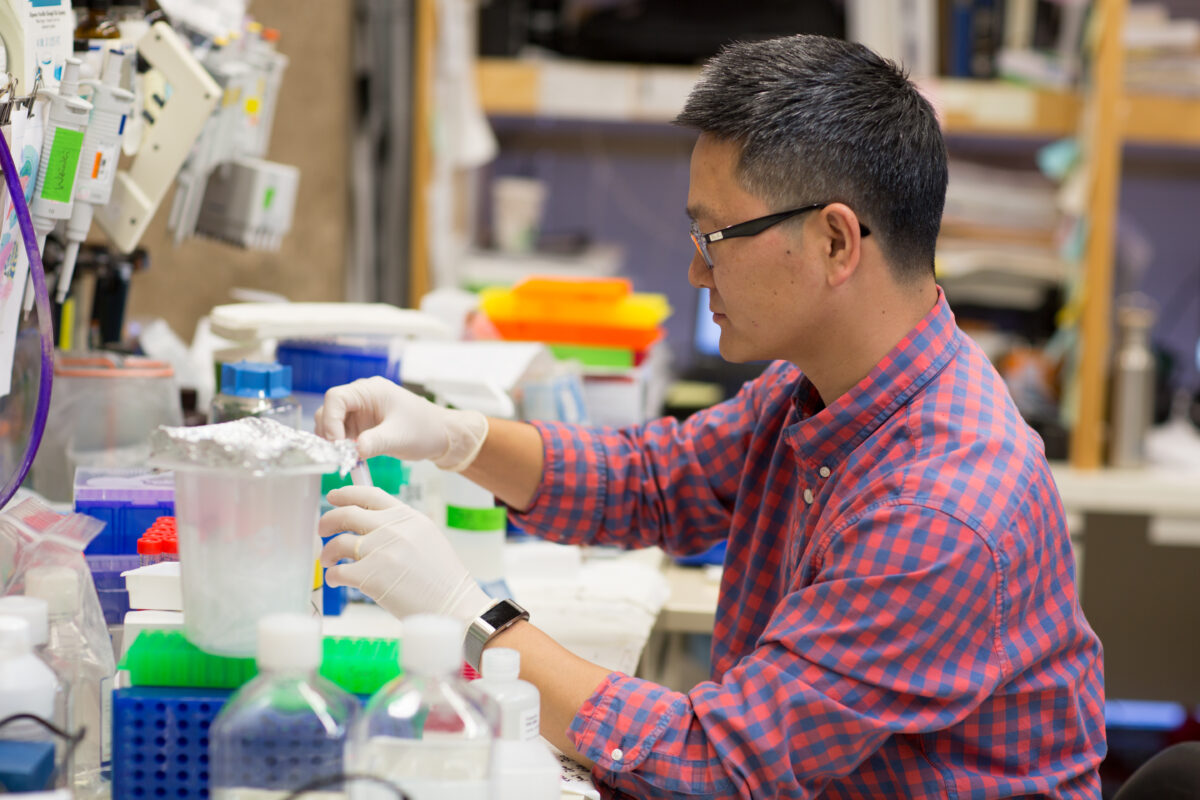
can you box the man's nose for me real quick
[687,248,711,289]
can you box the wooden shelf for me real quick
[1122,92,1200,147]
[476,57,1200,146]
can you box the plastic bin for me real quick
[479,276,671,328]
[73,468,175,555]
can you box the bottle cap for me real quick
[0,596,49,646]
[137,537,161,555]
[25,566,80,616]
[401,614,463,676]
[481,647,520,682]
[162,538,177,556]
[0,615,34,656]
[220,361,293,399]
[257,613,322,672]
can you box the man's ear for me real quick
[816,203,865,288]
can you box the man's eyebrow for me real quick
[686,204,709,222]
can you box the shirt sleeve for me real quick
[568,504,1007,800]
[510,370,775,555]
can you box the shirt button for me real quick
[611,748,624,762]
[804,489,814,504]
[819,466,831,478]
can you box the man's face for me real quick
[686,134,826,365]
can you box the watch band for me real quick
[464,598,530,670]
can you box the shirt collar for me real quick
[785,287,962,468]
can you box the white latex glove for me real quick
[315,376,489,472]
[319,485,492,625]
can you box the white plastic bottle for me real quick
[210,613,358,799]
[348,614,495,800]
[477,648,540,742]
[25,565,114,800]
[0,596,66,731]
[0,595,68,789]
[0,615,61,792]
[477,648,559,800]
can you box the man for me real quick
[317,34,1106,799]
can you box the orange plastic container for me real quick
[479,276,671,330]
[487,318,664,350]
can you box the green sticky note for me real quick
[40,127,84,203]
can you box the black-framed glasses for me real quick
[689,202,871,269]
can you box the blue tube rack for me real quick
[112,686,229,800]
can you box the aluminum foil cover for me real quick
[149,416,358,474]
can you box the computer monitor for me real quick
[684,287,769,398]
[693,288,721,358]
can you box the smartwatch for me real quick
[464,598,530,670]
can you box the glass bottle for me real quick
[75,0,122,81]
[210,361,302,428]
[210,613,358,799]
[348,614,495,800]
[75,0,120,39]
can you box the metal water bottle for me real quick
[1109,306,1156,468]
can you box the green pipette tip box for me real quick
[321,455,409,494]
[120,630,402,696]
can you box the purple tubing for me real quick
[0,124,55,509]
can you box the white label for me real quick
[77,143,120,201]
[520,707,540,742]
[100,674,113,765]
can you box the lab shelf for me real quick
[475,56,1200,146]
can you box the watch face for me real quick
[484,599,527,628]
[466,600,530,669]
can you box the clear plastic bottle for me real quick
[210,613,358,799]
[348,614,496,800]
[0,616,61,792]
[210,361,302,428]
[25,565,115,800]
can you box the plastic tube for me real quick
[350,461,373,488]
[0,122,55,509]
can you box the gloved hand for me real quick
[315,376,489,472]
[319,485,493,625]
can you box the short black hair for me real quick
[675,34,947,281]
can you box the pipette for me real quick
[23,57,92,311]
[59,52,134,303]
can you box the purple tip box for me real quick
[74,468,175,555]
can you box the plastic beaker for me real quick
[30,355,182,502]
[171,464,324,657]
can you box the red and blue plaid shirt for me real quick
[514,290,1105,799]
